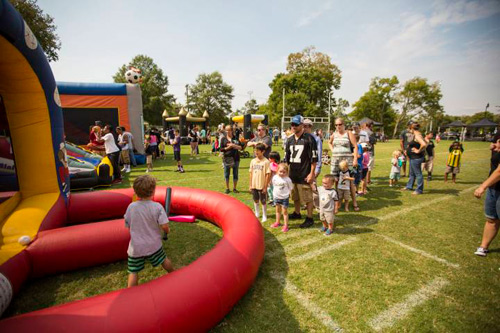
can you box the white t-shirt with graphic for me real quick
[272,175,293,200]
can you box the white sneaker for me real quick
[121,167,126,172]
[126,167,131,173]
[474,247,489,257]
[255,212,260,218]
[261,216,267,223]
[146,169,150,173]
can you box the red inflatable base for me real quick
[0,187,264,332]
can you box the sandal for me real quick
[354,206,360,212]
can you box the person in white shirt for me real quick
[117,127,131,173]
[99,125,121,183]
[123,127,136,167]
[270,163,293,233]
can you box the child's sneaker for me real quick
[271,222,281,228]
[474,247,489,257]
[261,216,267,223]
[281,226,289,233]
[319,226,327,233]
[324,229,334,236]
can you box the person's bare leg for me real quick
[128,273,138,287]
[306,202,314,218]
[294,199,301,214]
[350,183,358,209]
[452,174,456,183]
[275,205,281,225]
[161,258,174,273]
[444,173,448,182]
[345,201,350,212]
[480,219,500,249]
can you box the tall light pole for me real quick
[328,90,334,134]
[282,88,285,132]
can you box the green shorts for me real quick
[128,247,167,273]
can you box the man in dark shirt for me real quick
[423,132,435,181]
[285,115,318,228]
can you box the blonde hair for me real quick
[133,175,156,199]
[278,163,289,174]
[392,150,401,158]
[339,160,348,170]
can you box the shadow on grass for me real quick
[212,228,300,332]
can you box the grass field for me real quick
[6,140,499,332]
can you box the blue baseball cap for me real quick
[291,115,303,125]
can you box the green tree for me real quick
[266,46,342,126]
[113,55,175,125]
[392,77,443,137]
[332,98,350,121]
[12,0,61,62]
[187,72,234,126]
[351,76,399,135]
[240,99,259,114]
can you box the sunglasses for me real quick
[335,123,344,126]
[258,129,264,131]
[291,123,301,127]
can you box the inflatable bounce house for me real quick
[162,107,209,137]
[0,1,264,330]
[57,81,145,155]
[232,114,268,139]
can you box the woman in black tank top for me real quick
[403,123,427,194]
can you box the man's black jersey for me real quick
[285,132,318,184]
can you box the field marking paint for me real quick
[270,271,343,332]
[375,234,460,268]
[289,237,358,263]
[266,234,326,258]
[375,148,488,162]
[368,278,450,332]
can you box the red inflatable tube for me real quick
[168,215,196,223]
[0,187,264,332]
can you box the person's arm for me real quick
[328,134,334,151]
[412,132,427,153]
[249,163,253,192]
[161,223,170,234]
[348,131,359,167]
[264,171,271,193]
[315,138,322,176]
[475,164,500,198]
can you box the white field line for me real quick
[368,278,450,332]
[266,234,325,258]
[375,148,488,162]
[270,271,343,332]
[375,234,460,268]
[289,237,358,263]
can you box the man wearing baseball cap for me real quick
[285,115,318,228]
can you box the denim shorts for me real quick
[484,188,500,220]
[274,198,289,208]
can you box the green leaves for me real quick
[12,0,61,62]
[187,72,234,126]
[113,55,175,125]
[266,47,342,126]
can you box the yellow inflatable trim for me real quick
[232,114,265,123]
[0,192,60,265]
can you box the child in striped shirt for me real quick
[444,141,464,183]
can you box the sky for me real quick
[38,0,500,116]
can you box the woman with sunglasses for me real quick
[247,124,272,158]
[329,118,360,211]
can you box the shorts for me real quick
[319,209,335,224]
[367,154,375,171]
[291,183,313,204]
[445,165,460,174]
[337,188,351,201]
[174,150,181,161]
[422,156,434,173]
[127,247,166,274]
[330,156,353,177]
[274,198,289,208]
[485,188,500,220]
[120,149,130,164]
[389,172,401,180]
[353,166,362,186]
[252,189,267,204]
[362,168,368,180]
[146,155,153,164]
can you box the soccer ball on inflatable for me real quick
[125,66,142,84]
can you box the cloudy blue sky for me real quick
[39,0,500,116]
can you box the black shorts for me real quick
[362,168,368,180]
[174,151,181,161]
[252,189,267,204]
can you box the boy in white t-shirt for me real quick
[117,127,131,173]
[125,175,174,287]
[337,160,354,212]
[390,150,402,187]
[318,174,338,236]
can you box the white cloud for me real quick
[429,0,500,26]
[297,1,333,27]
